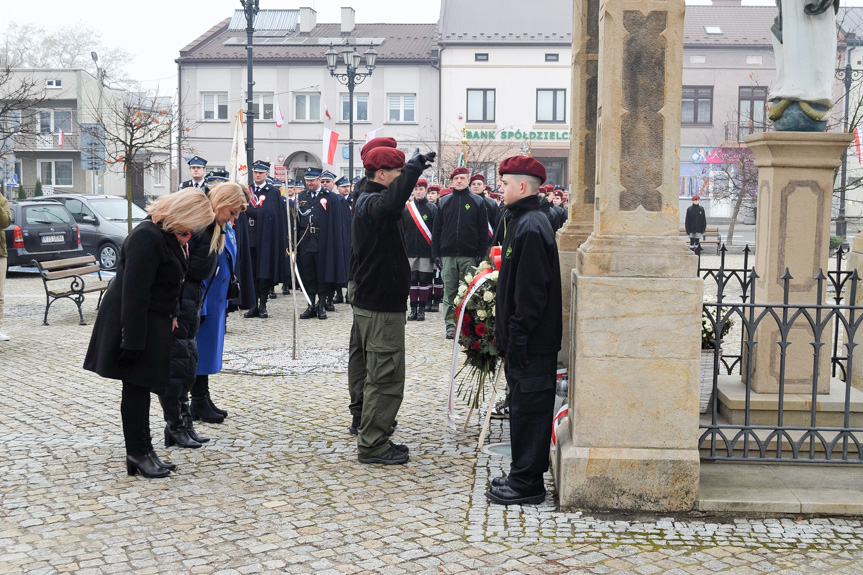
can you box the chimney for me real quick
[341,7,356,34]
[299,7,316,33]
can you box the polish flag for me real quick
[57,129,64,148]
[855,128,862,165]
[323,100,332,120]
[322,127,340,165]
[364,127,383,143]
[274,100,284,128]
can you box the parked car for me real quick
[3,200,82,267]
[31,194,147,270]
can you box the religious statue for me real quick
[768,0,840,131]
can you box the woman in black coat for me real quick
[83,189,215,478]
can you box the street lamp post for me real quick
[91,51,105,195]
[835,60,863,241]
[325,41,376,181]
[241,0,260,190]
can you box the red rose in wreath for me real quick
[475,323,487,336]
[472,340,481,351]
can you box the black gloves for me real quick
[506,335,529,370]
[408,148,437,171]
[433,257,443,270]
[117,348,142,366]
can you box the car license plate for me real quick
[41,234,65,243]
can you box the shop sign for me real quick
[464,129,570,141]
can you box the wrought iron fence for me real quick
[697,246,863,463]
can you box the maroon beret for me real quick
[450,166,470,179]
[553,190,564,198]
[470,173,486,183]
[364,147,405,171]
[416,178,428,188]
[428,184,440,192]
[361,137,398,162]
[484,185,492,192]
[499,156,546,184]
[692,195,701,201]
[440,187,453,197]
[490,192,501,200]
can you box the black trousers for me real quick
[298,249,320,302]
[505,353,557,494]
[249,247,273,300]
[347,313,365,419]
[121,381,152,456]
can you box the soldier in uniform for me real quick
[205,170,229,187]
[551,189,568,228]
[243,161,287,319]
[470,173,500,240]
[425,184,443,312]
[180,156,209,191]
[431,167,489,339]
[485,155,562,506]
[401,178,436,321]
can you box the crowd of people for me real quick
[76,140,566,506]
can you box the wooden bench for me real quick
[34,255,111,326]
[679,226,721,255]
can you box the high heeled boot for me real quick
[159,395,201,448]
[181,399,209,443]
[126,452,170,478]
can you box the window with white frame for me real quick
[202,92,228,120]
[340,167,364,180]
[45,79,62,88]
[340,93,369,122]
[295,93,321,121]
[153,164,164,186]
[466,89,495,122]
[251,93,274,121]
[536,89,566,122]
[38,110,73,133]
[388,94,416,123]
[38,160,74,187]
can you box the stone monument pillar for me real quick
[745,132,853,394]
[557,0,599,363]
[553,0,703,512]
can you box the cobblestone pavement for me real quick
[2,267,863,575]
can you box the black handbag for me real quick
[225,249,241,301]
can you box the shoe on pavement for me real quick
[490,475,507,488]
[485,485,546,505]
[490,400,509,419]
[348,415,361,435]
[358,445,409,465]
[389,441,409,453]
[0,332,9,341]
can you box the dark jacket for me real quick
[246,183,287,282]
[431,187,488,260]
[495,195,562,356]
[83,218,188,393]
[180,180,209,193]
[401,197,436,259]
[685,203,707,235]
[169,223,218,397]
[479,194,500,237]
[350,161,423,312]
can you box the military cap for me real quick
[304,167,322,179]
[321,170,336,181]
[335,177,350,186]
[450,167,470,179]
[416,178,428,188]
[498,156,547,184]
[470,173,486,183]
[252,160,271,172]
[187,156,207,167]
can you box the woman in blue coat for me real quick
[192,182,248,422]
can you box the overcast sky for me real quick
[5,0,863,95]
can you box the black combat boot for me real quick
[258,296,269,319]
[427,297,440,313]
[325,294,335,312]
[333,289,344,304]
[408,303,418,321]
[300,296,317,319]
[243,306,259,318]
[317,301,328,320]
[416,304,425,321]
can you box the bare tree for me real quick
[708,146,759,246]
[83,92,174,231]
[0,64,47,139]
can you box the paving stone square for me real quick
[2,268,863,573]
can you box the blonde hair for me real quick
[147,188,214,235]
[207,181,249,253]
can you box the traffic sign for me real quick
[80,123,106,171]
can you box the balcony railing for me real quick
[725,121,771,143]
[13,132,80,151]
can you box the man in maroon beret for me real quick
[347,140,436,465]
[485,155,562,506]
[432,167,490,339]
[685,194,707,252]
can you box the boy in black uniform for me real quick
[485,156,562,506]
[350,137,436,464]
[401,178,436,321]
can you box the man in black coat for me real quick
[485,155,562,506]
[243,160,287,319]
[685,195,707,252]
[180,156,209,192]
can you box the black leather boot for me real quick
[334,289,344,304]
[269,287,277,299]
[148,449,176,471]
[181,400,209,443]
[408,303,418,321]
[191,396,226,424]
[259,296,269,319]
[325,294,335,312]
[416,305,425,321]
[300,304,316,319]
[244,306,260,318]
[159,395,199,448]
[317,301,328,320]
[206,393,228,418]
[427,298,440,313]
[126,453,170,478]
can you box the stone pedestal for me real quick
[745,133,853,395]
[553,0,702,512]
[557,0,599,363]
[849,235,863,393]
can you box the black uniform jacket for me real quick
[495,194,562,356]
[246,183,287,283]
[350,161,423,313]
[169,223,218,397]
[431,187,489,260]
[180,179,209,193]
[685,203,707,235]
[401,197,436,259]
[83,218,189,393]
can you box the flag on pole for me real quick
[322,127,340,165]
[323,100,332,120]
[457,152,465,167]
[855,128,862,165]
[57,129,64,148]
[229,110,248,183]
[274,100,284,128]
[364,127,383,143]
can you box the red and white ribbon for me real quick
[550,404,569,450]
[407,200,432,245]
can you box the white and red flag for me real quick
[364,127,383,143]
[229,110,248,184]
[274,100,284,127]
[323,99,332,120]
[322,128,340,165]
[855,127,862,165]
[57,129,64,148]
